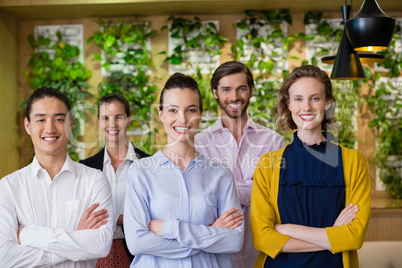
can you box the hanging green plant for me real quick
[23,30,92,161]
[232,9,303,76]
[302,11,343,66]
[88,19,158,154]
[365,20,402,198]
[161,16,227,68]
[368,79,402,199]
[160,16,227,119]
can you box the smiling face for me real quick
[98,100,131,145]
[213,72,252,120]
[24,97,72,159]
[158,88,202,146]
[287,77,332,135]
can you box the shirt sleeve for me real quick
[18,171,114,261]
[326,149,371,253]
[250,152,290,259]
[0,179,67,267]
[162,168,244,253]
[124,168,201,258]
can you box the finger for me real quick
[220,208,238,219]
[82,203,100,220]
[229,220,243,229]
[88,213,109,229]
[87,208,108,221]
[222,211,243,224]
[92,220,108,229]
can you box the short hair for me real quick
[25,87,72,122]
[98,93,131,118]
[274,65,336,132]
[210,61,254,94]
[159,73,203,112]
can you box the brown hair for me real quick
[274,65,336,132]
[98,93,131,118]
[159,73,203,112]
[210,61,254,94]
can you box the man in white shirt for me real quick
[195,61,285,268]
[0,87,114,267]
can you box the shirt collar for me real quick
[31,154,76,179]
[154,150,205,168]
[209,115,257,133]
[104,142,137,165]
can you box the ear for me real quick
[325,99,333,110]
[126,115,133,128]
[158,109,163,123]
[67,117,73,135]
[24,117,31,136]
[213,88,218,100]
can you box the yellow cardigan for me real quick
[250,144,371,268]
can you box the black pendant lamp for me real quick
[346,0,396,52]
[322,52,385,65]
[330,4,365,80]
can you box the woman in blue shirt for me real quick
[124,73,244,267]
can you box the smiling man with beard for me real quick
[195,61,285,268]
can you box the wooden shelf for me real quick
[0,0,400,20]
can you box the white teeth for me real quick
[228,103,242,108]
[43,137,57,141]
[300,115,315,120]
[108,131,118,134]
[174,127,190,132]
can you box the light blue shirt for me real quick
[124,151,244,268]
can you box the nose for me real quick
[302,100,312,111]
[109,116,117,126]
[230,89,239,100]
[45,119,56,133]
[178,111,186,124]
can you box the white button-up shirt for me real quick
[0,154,114,267]
[103,142,138,239]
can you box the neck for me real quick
[36,153,67,180]
[220,113,248,145]
[296,128,326,146]
[106,140,129,170]
[163,141,197,171]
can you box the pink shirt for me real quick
[195,116,285,268]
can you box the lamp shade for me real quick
[345,0,396,52]
[322,53,385,64]
[331,5,365,80]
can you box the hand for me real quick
[17,226,25,244]
[149,220,164,236]
[333,203,359,227]
[212,208,243,229]
[77,202,109,230]
[117,214,123,226]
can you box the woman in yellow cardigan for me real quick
[250,65,370,268]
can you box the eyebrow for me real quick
[292,93,323,97]
[220,85,248,89]
[33,113,67,117]
[165,104,199,109]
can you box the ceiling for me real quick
[0,0,401,20]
